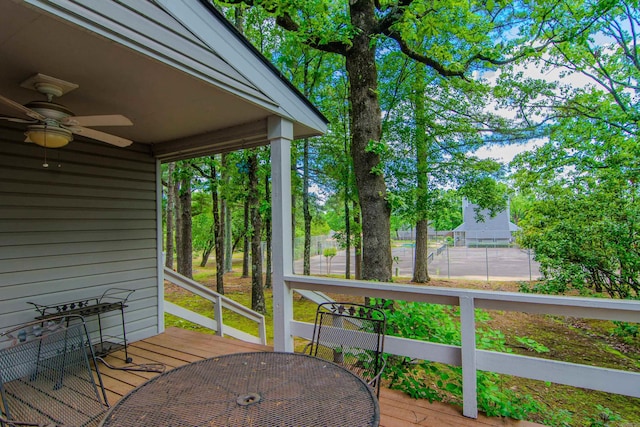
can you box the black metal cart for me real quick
[28,288,135,363]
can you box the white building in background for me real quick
[453,198,520,247]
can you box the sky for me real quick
[473,139,541,164]
[470,55,597,165]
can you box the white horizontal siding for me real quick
[0,131,160,345]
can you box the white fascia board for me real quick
[155,0,327,135]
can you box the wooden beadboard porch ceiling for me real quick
[97,327,543,427]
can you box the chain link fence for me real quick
[292,235,541,281]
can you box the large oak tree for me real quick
[216,0,570,281]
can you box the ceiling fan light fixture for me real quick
[2,73,133,148]
[25,125,73,148]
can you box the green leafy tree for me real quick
[509,193,533,227]
[173,161,195,278]
[512,1,639,298]
[190,156,226,294]
[162,162,176,269]
[380,56,513,282]
[247,148,266,313]
[299,56,358,278]
[284,46,332,275]
[430,190,463,232]
[215,0,563,283]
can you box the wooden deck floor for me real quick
[97,327,543,427]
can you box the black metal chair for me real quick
[0,315,109,427]
[305,302,387,396]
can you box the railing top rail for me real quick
[285,275,640,322]
[164,267,265,323]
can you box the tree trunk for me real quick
[291,170,297,274]
[242,197,250,278]
[234,3,244,32]
[174,179,182,272]
[165,162,175,269]
[178,177,192,278]
[248,151,266,314]
[344,135,351,279]
[303,138,311,275]
[344,196,351,279]
[412,64,430,283]
[222,154,233,273]
[413,220,430,282]
[346,0,391,282]
[200,237,214,268]
[212,162,225,294]
[353,200,362,280]
[265,170,272,289]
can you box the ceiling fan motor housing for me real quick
[25,100,74,121]
[21,100,74,148]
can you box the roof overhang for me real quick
[0,0,327,161]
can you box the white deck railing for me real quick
[163,268,267,345]
[281,274,640,419]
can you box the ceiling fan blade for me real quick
[69,126,132,147]
[0,116,38,124]
[0,94,46,121]
[62,114,133,127]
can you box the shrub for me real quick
[377,300,546,420]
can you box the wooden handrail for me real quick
[163,267,267,345]
[282,274,640,418]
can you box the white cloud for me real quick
[474,139,543,163]
[472,53,594,164]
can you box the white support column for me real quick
[269,116,294,352]
[460,296,478,418]
[155,159,165,334]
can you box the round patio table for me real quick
[99,351,379,427]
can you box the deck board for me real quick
[95,327,543,427]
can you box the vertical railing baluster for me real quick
[460,296,478,418]
[215,294,224,337]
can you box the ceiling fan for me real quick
[0,73,133,148]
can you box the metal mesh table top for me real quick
[99,351,379,427]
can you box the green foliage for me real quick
[540,409,574,427]
[429,191,464,231]
[509,0,640,299]
[377,300,550,420]
[459,176,508,222]
[216,0,560,284]
[612,321,639,344]
[514,336,550,353]
[322,247,337,258]
[365,139,388,157]
[476,372,545,419]
[518,279,570,295]
[310,218,331,236]
[587,405,622,427]
[191,211,213,252]
[514,182,639,298]
[509,193,533,227]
